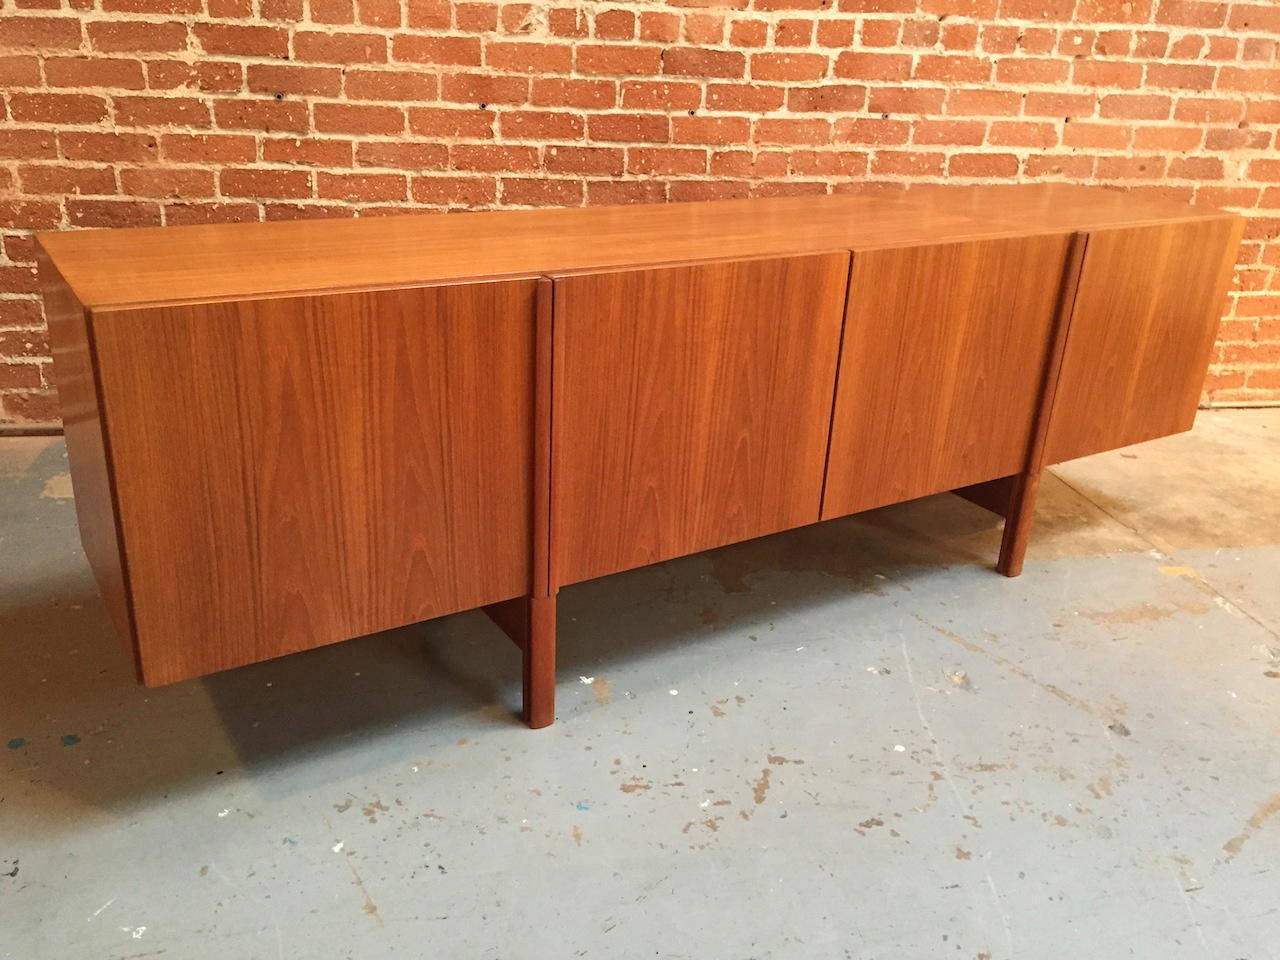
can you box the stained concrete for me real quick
[2,410,1278,960]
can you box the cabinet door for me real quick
[92,280,537,684]
[1044,218,1243,464]
[822,235,1072,520]
[551,253,849,586]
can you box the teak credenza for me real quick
[37,184,1243,729]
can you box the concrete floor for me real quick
[2,410,1278,960]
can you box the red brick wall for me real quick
[2,1,1278,423]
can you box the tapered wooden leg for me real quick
[997,470,1041,578]
[483,592,557,728]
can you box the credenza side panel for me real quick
[91,280,537,685]
[822,234,1073,520]
[1044,217,1244,465]
[551,253,850,586]
[38,251,140,674]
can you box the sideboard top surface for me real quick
[37,183,1232,311]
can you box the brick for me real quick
[487,41,574,73]
[441,73,530,105]
[787,85,867,112]
[213,98,309,132]
[344,69,439,101]
[194,24,288,58]
[355,141,447,169]
[835,117,911,144]
[411,176,497,207]
[1146,63,1217,90]
[627,147,707,176]
[317,171,407,201]
[145,60,243,93]
[1099,93,1172,119]
[500,178,583,206]
[911,119,986,146]
[663,48,745,79]
[0,56,41,86]
[449,144,539,172]
[501,110,584,140]
[1097,155,1167,179]
[120,166,216,198]
[220,168,313,198]
[247,64,344,97]
[774,18,812,46]
[869,86,946,114]
[262,137,355,166]
[914,55,992,84]
[1073,60,1144,88]
[683,14,725,44]
[405,0,450,28]
[60,131,158,162]
[705,83,785,112]
[947,89,1021,115]
[1077,0,1153,20]
[391,35,482,66]
[0,17,83,49]
[639,12,680,43]
[621,80,702,111]
[112,96,211,127]
[673,115,750,144]
[66,198,162,227]
[544,145,624,176]
[754,118,832,145]
[88,20,188,52]
[871,150,945,176]
[731,20,769,47]
[294,31,387,63]
[408,107,496,138]
[357,0,400,26]
[161,133,256,162]
[531,78,615,109]
[995,58,1070,85]
[0,200,62,229]
[576,44,663,76]
[314,103,405,134]
[44,57,146,90]
[949,152,1020,177]
[751,53,829,82]
[834,52,911,81]
[1155,0,1227,28]
[10,93,108,125]
[590,113,671,143]
[1025,92,1097,117]
[594,9,635,40]
[0,129,57,160]
[18,163,116,195]
[164,202,260,226]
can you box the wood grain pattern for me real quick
[38,251,139,672]
[36,186,1228,313]
[551,253,850,586]
[91,280,537,685]
[1045,217,1245,465]
[822,234,1073,520]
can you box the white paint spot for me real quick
[217,809,230,818]
[88,898,116,921]
[119,926,146,939]
[332,841,344,853]
[893,744,906,753]
[669,689,678,696]
[578,676,594,684]
[40,473,74,500]
[795,646,805,652]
